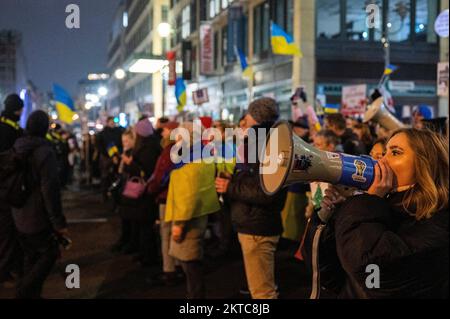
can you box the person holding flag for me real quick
[52,84,76,125]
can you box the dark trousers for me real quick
[0,207,22,281]
[137,220,158,264]
[180,260,205,299]
[16,231,59,299]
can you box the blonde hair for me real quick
[390,128,449,220]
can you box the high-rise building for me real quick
[0,30,21,110]
[107,0,170,124]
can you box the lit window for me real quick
[415,0,437,43]
[182,6,191,39]
[123,12,128,28]
[317,0,340,39]
[387,0,411,42]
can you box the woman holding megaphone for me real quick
[307,128,448,299]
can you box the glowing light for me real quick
[20,89,26,100]
[128,59,168,74]
[114,68,126,80]
[95,123,104,130]
[72,114,79,121]
[98,87,108,97]
[387,23,392,28]
[157,22,171,38]
[362,32,368,39]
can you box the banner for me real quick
[227,5,246,63]
[193,88,209,105]
[167,51,177,86]
[182,41,192,80]
[437,62,449,97]
[200,22,214,75]
[341,84,367,116]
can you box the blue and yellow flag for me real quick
[107,142,119,158]
[53,84,75,124]
[384,64,398,75]
[323,104,340,114]
[235,47,253,79]
[271,22,302,56]
[175,78,187,112]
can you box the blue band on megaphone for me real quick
[338,154,376,190]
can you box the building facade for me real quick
[0,30,21,110]
[107,0,447,122]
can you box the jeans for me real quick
[238,233,280,299]
[16,230,59,299]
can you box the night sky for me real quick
[0,0,121,96]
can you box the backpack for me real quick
[0,147,33,208]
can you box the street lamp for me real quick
[98,87,108,97]
[157,22,172,38]
[114,68,126,80]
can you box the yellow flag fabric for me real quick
[281,191,308,241]
[165,162,220,223]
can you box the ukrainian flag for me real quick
[384,64,398,75]
[53,84,75,124]
[107,142,119,158]
[323,104,340,114]
[175,78,187,112]
[235,47,253,79]
[271,22,302,57]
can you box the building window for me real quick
[222,27,227,67]
[317,0,341,39]
[222,0,232,10]
[214,31,220,70]
[162,6,169,22]
[182,5,191,39]
[346,0,382,41]
[254,1,270,56]
[387,0,411,42]
[209,0,221,18]
[415,0,438,43]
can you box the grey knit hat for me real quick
[247,97,279,124]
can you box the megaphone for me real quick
[363,97,405,131]
[260,121,377,195]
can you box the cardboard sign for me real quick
[200,23,214,75]
[341,84,367,116]
[193,88,209,105]
[438,62,449,97]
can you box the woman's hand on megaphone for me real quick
[367,159,394,198]
[318,186,348,223]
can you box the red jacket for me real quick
[147,143,175,204]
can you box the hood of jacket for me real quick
[14,134,50,155]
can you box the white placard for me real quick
[435,9,449,38]
[341,84,367,115]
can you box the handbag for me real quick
[122,176,147,199]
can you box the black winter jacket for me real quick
[226,123,287,237]
[305,191,449,299]
[11,135,67,234]
[119,135,161,221]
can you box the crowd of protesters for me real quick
[0,90,448,299]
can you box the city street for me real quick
[0,188,311,299]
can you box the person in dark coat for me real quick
[96,117,124,201]
[0,94,24,287]
[215,98,287,299]
[324,113,366,155]
[304,128,448,299]
[12,110,67,299]
[119,118,161,267]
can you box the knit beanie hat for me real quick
[135,118,154,137]
[4,94,24,113]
